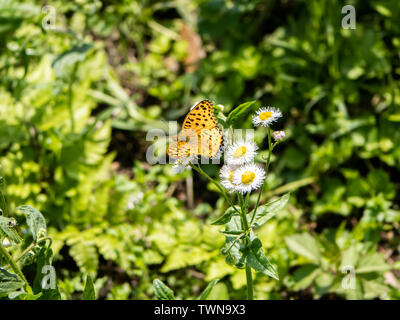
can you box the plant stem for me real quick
[190,164,241,214]
[238,193,253,300]
[250,128,277,226]
[0,245,32,294]
[249,128,275,227]
[15,236,52,263]
[245,264,254,300]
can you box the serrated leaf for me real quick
[211,206,239,226]
[68,241,99,275]
[246,237,279,280]
[82,275,96,300]
[0,216,21,244]
[153,279,175,300]
[250,193,290,228]
[160,246,212,273]
[197,279,219,300]
[226,101,257,127]
[17,206,47,242]
[285,233,321,263]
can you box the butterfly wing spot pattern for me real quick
[167,100,224,162]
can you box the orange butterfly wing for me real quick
[167,100,224,160]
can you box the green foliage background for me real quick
[0,0,399,299]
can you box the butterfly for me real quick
[167,100,224,162]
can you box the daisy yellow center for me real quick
[233,146,247,158]
[228,171,235,183]
[259,111,273,120]
[241,171,255,185]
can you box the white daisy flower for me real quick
[252,107,282,127]
[220,164,239,193]
[272,130,285,141]
[225,139,258,165]
[232,163,266,194]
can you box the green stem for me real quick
[245,264,254,300]
[249,128,274,227]
[15,236,52,263]
[190,164,241,214]
[0,245,32,294]
[238,193,253,300]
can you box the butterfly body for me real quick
[167,100,224,161]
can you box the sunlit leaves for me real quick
[0,269,24,294]
[285,233,321,264]
[226,101,257,128]
[250,193,290,228]
[211,206,239,226]
[246,237,279,280]
[197,279,219,300]
[82,275,96,300]
[153,279,175,300]
[17,206,47,242]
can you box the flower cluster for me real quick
[220,106,284,194]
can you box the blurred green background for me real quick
[0,0,399,299]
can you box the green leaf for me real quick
[340,244,358,269]
[285,233,321,263]
[251,193,290,228]
[160,246,212,273]
[0,216,21,244]
[361,278,390,299]
[68,241,99,275]
[8,291,42,300]
[221,216,247,269]
[153,279,175,300]
[197,279,219,300]
[52,43,93,77]
[211,206,239,226]
[314,273,334,297]
[82,275,96,300]
[0,269,24,294]
[219,230,244,236]
[17,206,47,242]
[203,282,229,300]
[356,253,390,274]
[292,264,321,291]
[246,237,279,280]
[226,101,257,127]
